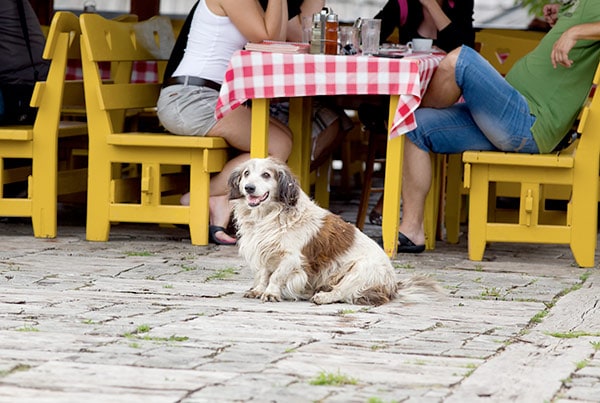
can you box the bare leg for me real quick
[421,48,462,109]
[310,119,342,171]
[397,137,431,246]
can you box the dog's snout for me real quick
[244,183,256,194]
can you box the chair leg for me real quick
[467,165,489,261]
[424,154,444,250]
[314,157,331,209]
[444,154,463,244]
[188,154,210,246]
[356,129,381,230]
[569,180,597,268]
[86,157,111,242]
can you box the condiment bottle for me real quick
[325,13,339,55]
[310,13,322,54]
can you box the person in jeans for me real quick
[157,0,292,245]
[396,0,600,253]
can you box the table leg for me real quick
[288,97,312,193]
[381,95,402,258]
[250,98,270,158]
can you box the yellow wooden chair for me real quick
[0,11,88,238]
[79,13,229,246]
[443,30,547,245]
[461,63,600,268]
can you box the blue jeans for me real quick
[406,46,539,154]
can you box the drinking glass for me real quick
[301,16,312,43]
[360,19,381,56]
[339,26,359,55]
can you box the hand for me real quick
[543,4,560,27]
[551,29,576,68]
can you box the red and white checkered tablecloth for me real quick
[65,60,159,83]
[215,50,444,138]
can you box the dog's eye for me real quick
[243,170,249,177]
[261,172,271,179]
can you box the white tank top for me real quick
[173,0,247,84]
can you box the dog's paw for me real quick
[310,292,336,305]
[260,292,281,302]
[244,289,263,299]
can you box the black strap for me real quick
[16,0,39,82]
[163,0,199,82]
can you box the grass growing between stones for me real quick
[309,370,358,386]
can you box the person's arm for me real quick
[435,0,474,52]
[220,0,286,42]
[286,0,323,42]
[551,21,600,68]
[419,0,450,31]
[374,0,401,44]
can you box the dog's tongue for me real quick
[248,195,262,206]
[247,192,268,207]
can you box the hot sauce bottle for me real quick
[325,13,338,55]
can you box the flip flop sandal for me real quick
[397,232,425,253]
[209,225,237,245]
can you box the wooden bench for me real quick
[79,13,229,245]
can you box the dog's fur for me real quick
[228,157,439,305]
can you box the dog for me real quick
[228,157,439,305]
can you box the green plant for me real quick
[530,310,548,324]
[16,325,39,332]
[206,267,237,281]
[518,0,547,17]
[337,309,356,315]
[480,287,502,298]
[309,370,358,386]
[546,330,600,338]
[125,251,153,256]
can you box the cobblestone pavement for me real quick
[0,198,598,403]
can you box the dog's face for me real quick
[229,157,299,208]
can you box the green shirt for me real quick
[505,0,600,153]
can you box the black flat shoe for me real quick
[397,232,425,253]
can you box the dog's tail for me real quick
[395,275,444,303]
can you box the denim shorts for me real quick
[406,46,539,154]
[156,84,219,136]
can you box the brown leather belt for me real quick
[162,76,221,92]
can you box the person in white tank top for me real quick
[157,0,292,245]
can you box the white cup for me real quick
[407,38,433,53]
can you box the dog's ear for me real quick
[228,167,243,200]
[277,166,299,207]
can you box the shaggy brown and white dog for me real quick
[228,157,439,305]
